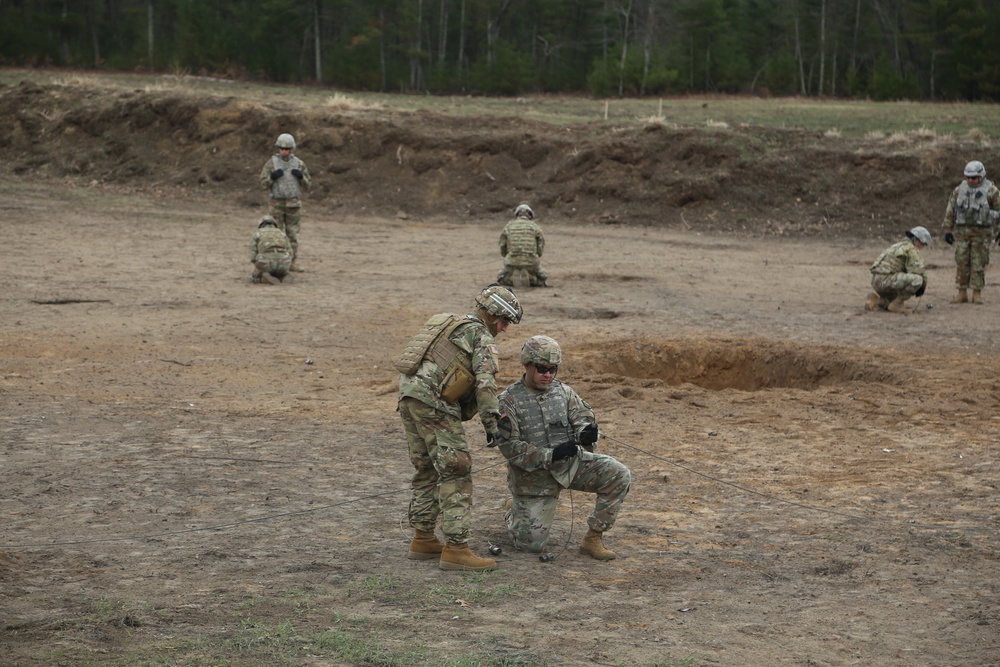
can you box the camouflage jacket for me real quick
[496,377,596,495]
[397,313,502,431]
[499,219,544,260]
[259,154,311,205]
[249,227,291,262]
[944,179,1000,230]
[870,240,925,276]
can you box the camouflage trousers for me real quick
[269,201,301,260]
[504,453,631,552]
[496,260,548,287]
[252,255,291,280]
[952,227,992,291]
[871,272,923,301]
[399,397,475,545]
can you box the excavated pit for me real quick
[577,338,897,391]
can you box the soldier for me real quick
[396,284,523,572]
[495,336,631,560]
[248,215,292,284]
[497,203,548,288]
[942,160,1000,304]
[260,133,311,272]
[865,226,931,315]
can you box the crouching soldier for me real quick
[866,226,931,315]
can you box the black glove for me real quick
[915,282,926,297]
[579,423,599,446]
[270,169,284,180]
[291,168,303,180]
[551,441,578,462]
[945,232,954,245]
[995,231,1000,245]
[485,431,500,448]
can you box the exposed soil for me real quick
[1,76,998,666]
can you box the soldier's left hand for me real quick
[291,169,303,180]
[579,423,599,446]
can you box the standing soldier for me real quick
[260,133,311,272]
[942,160,1000,304]
[248,215,292,284]
[497,203,548,288]
[396,284,523,572]
[865,226,931,315]
[495,336,631,560]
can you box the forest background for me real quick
[2,0,1000,101]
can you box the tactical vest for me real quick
[954,179,998,226]
[395,314,476,403]
[270,155,304,200]
[506,220,539,257]
[504,381,575,450]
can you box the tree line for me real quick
[2,0,998,101]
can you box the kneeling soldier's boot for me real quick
[407,530,444,560]
[864,293,880,311]
[439,543,497,571]
[579,529,617,560]
[952,288,968,303]
[886,295,912,315]
[972,290,984,304]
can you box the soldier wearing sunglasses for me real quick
[495,335,631,560]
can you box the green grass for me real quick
[1,67,997,139]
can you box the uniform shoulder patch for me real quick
[497,411,512,440]
[489,344,499,356]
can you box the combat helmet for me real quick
[964,160,986,179]
[475,284,523,324]
[259,215,278,229]
[275,133,296,150]
[906,226,932,246]
[513,203,534,220]
[519,335,562,366]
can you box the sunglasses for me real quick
[534,364,558,375]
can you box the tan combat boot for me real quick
[864,292,880,311]
[439,543,497,571]
[972,290,984,304]
[261,272,282,285]
[290,261,303,272]
[407,530,444,560]
[886,296,912,315]
[579,528,617,560]
[952,288,968,303]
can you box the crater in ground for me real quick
[575,338,897,391]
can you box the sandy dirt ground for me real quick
[1,173,999,666]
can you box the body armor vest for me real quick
[955,179,997,226]
[506,220,539,257]
[270,155,304,200]
[505,381,575,450]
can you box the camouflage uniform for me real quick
[249,225,292,282]
[497,218,547,287]
[398,313,502,545]
[260,153,311,262]
[943,178,1000,291]
[870,239,926,301]
[496,377,631,552]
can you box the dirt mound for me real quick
[0,79,986,236]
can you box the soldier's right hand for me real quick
[551,441,578,462]
[945,232,954,245]
[270,169,284,180]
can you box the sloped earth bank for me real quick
[0,79,998,666]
